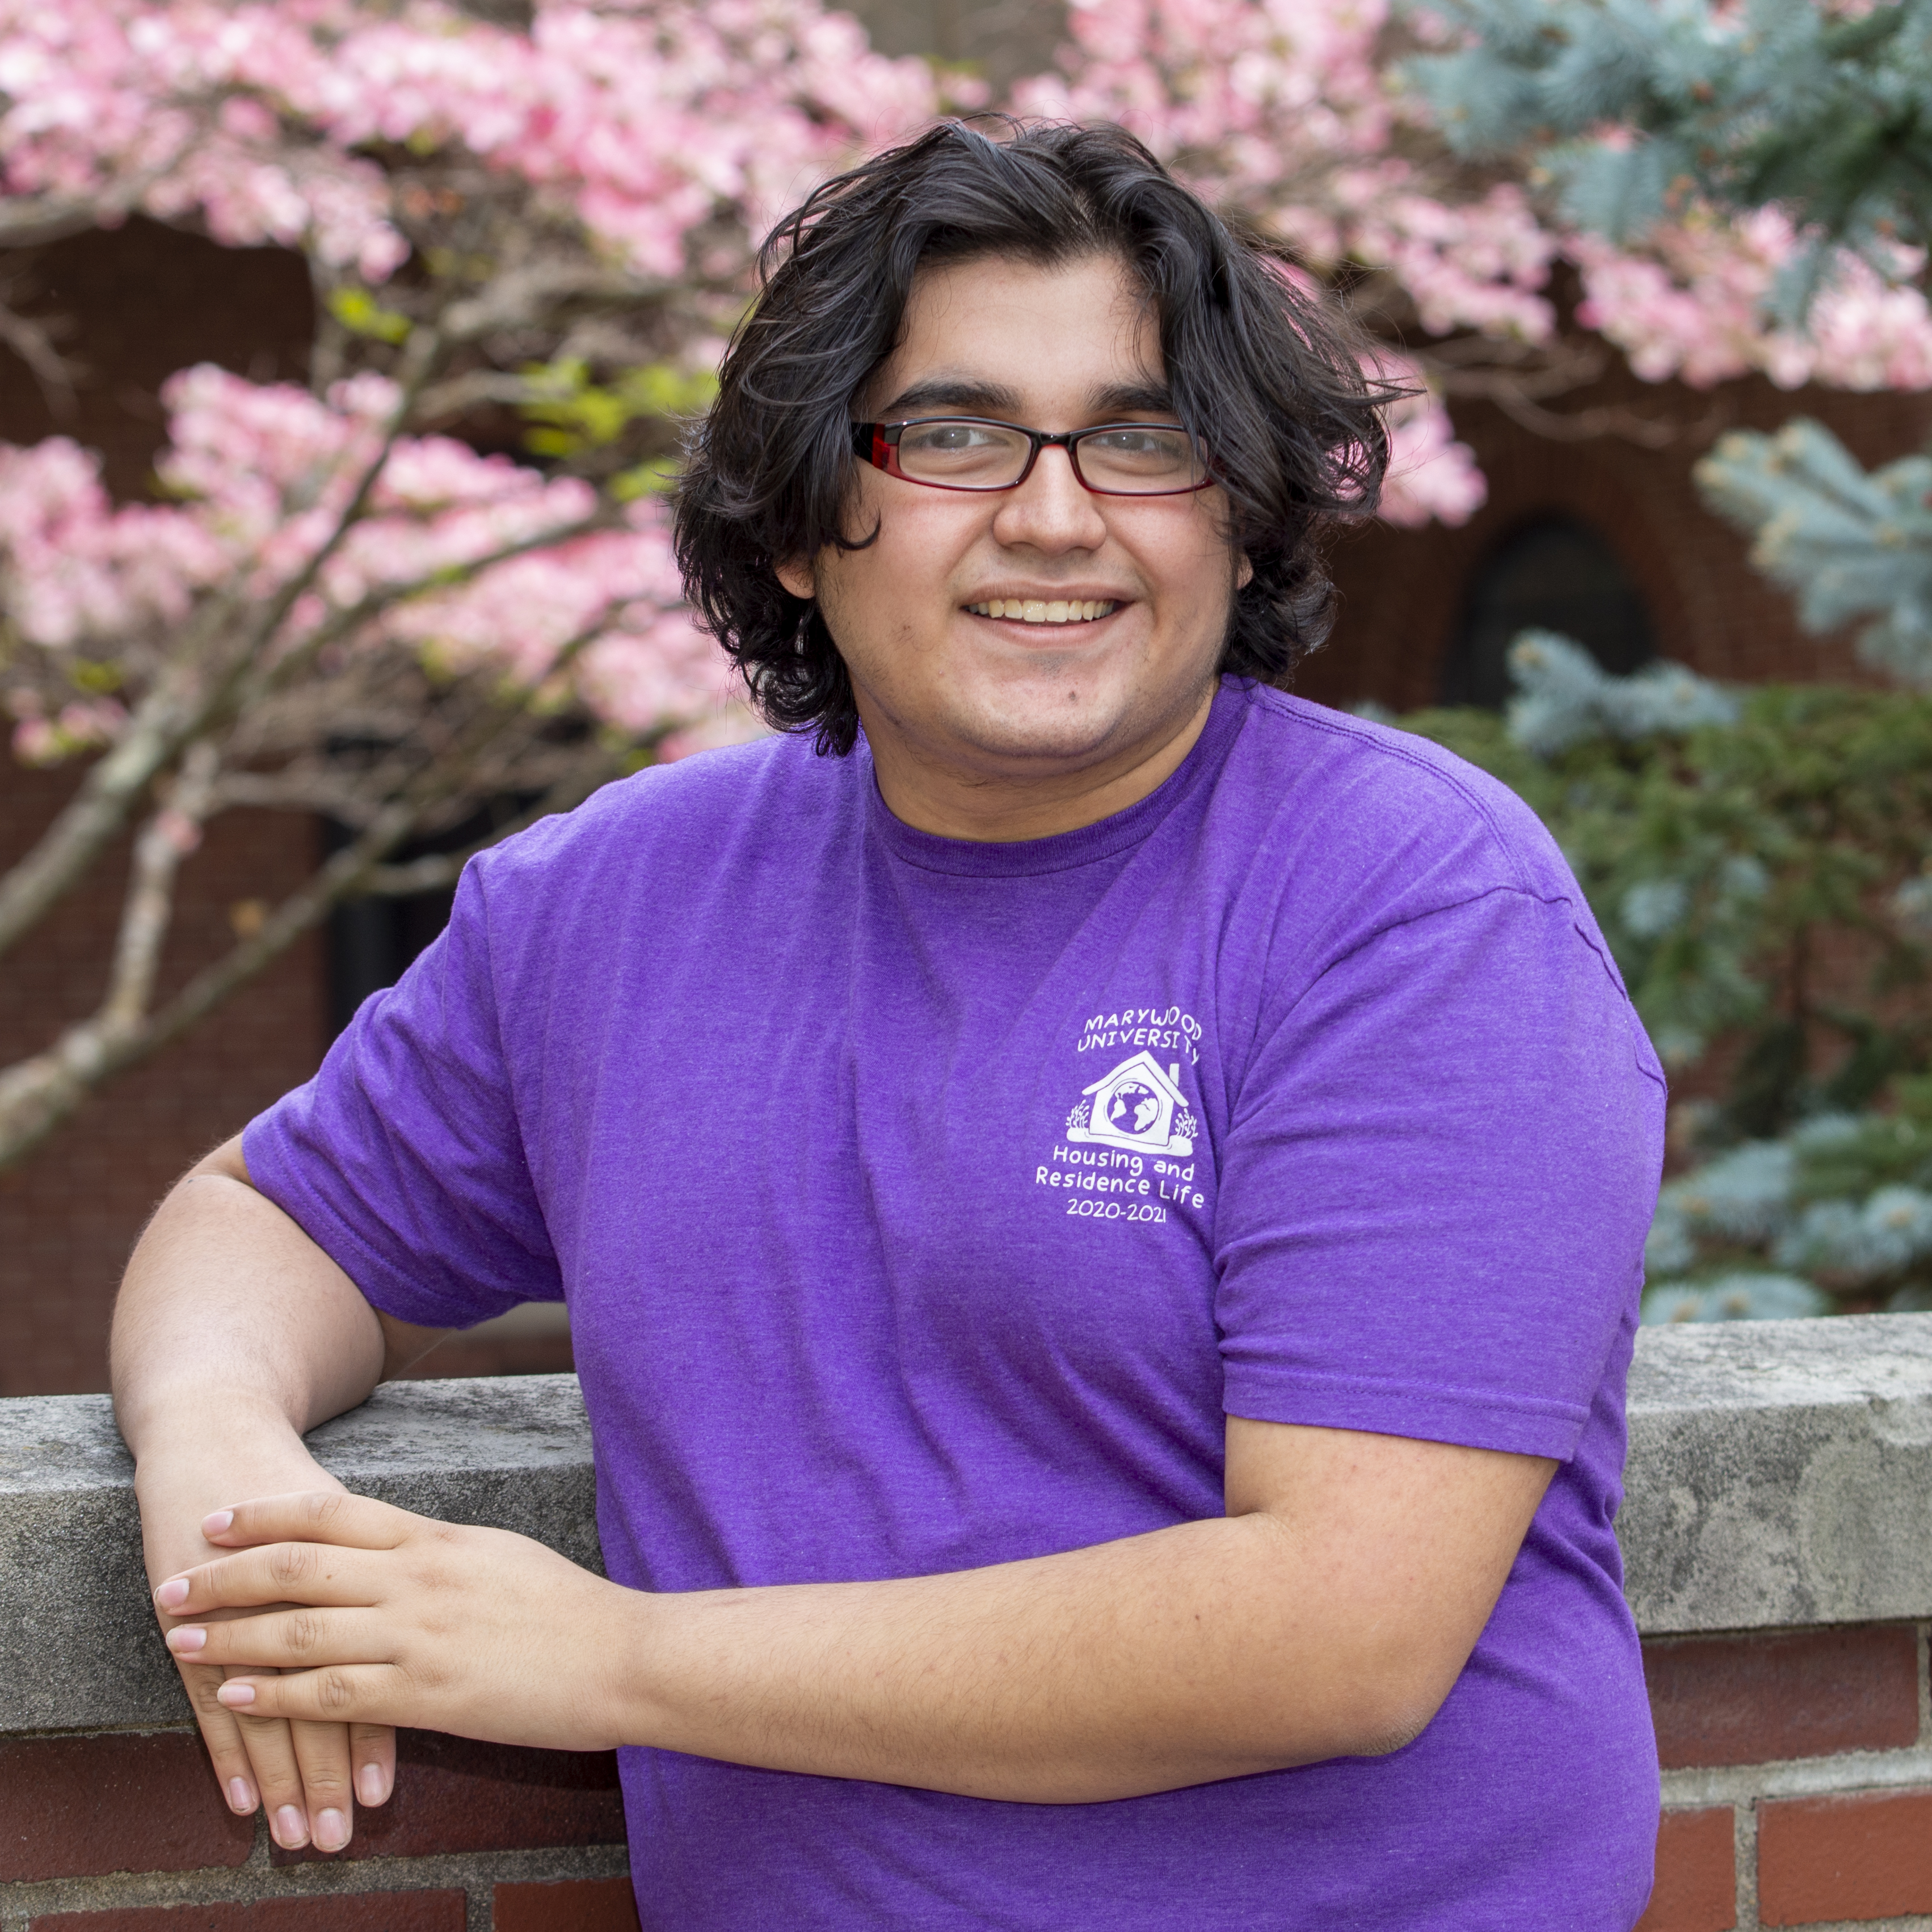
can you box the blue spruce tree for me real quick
[1396,0,1932,1320]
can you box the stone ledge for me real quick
[3,1313,1930,1732]
[0,1375,597,1735]
[1625,1312,1932,1634]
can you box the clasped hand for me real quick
[155,1492,635,1756]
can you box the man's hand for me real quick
[155,1492,630,1752]
[138,1449,395,1851]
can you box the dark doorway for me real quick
[1442,516,1657,709]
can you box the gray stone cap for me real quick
[0,1375,597,1735]
[3,1314,1931,1731]
[0,1371,595,1497]
[1624,1311,1932,1635]
[1629,1307,1932,1414]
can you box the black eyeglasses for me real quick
[852,417,1211,496]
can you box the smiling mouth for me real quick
[965,597,1119,626]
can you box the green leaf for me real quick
[516,357,718,459]
[68,659,123,695]
[327,287,413,345]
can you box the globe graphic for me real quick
[1106,1081,1162,1139]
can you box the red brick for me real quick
[1635,1808,1736,1932]
[494,1876,641,1932]
[1643,1627,1921,1770]
[0,1733,253,1883]
[270,1730,624,1865]
[1758,1788,1932,1925]
[29,1894,465,1931]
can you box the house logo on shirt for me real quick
[1067,1051,1197,1156]
[1037,1005,1208,1220]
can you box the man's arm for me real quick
[153,1409,1554,1803]
[112,1137,448,1850]
[620,1417,1552,1796]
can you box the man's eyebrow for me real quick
[874,378,1024,419]
[1088,381,1178,418]
[869,378,1180,422]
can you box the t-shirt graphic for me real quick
[1071,1047,1196,1150]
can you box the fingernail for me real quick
[166,1626,207,1655]
[154,1577,190,1610]
[227,1777,256,1813]
[314,1807,350,1852]
[202,1508,234,1536]
[356,1762,387,1806]
[273,1804,309,1849]
[216,1681,255,1708]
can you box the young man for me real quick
[115,123,1666,1929]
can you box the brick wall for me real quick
[1638,1624,1932,1932]
[0,760,329,1399]
[0,218,575,1397]
[1298,361,1932,714]
[0,1729,638,1931]
[0,757,569,1394]
[6,1629,1929,1929]
[0,218,322,1398]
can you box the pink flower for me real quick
[1373,373,1486,528]
[1573,213,1932,393]
[0,372,742,750]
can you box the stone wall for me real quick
[1623,1317,1932,1931]
[3,1314,1931,1929]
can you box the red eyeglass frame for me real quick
[849,417,1213,496]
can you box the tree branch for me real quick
[0,615,624,1169]
[0,135,205,250]
[0,325,626,967]
[1456,376,1692,448]
[0,261,82,420]
[1409,336,1721,448]
[99,740,219,1032]
[356,757,619,895]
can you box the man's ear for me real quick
[775,557,815,600]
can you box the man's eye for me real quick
[1089,428,1187,458]
[903,423,1002,452]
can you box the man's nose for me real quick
[989,444,1109,551]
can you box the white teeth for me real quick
[968,599,1117,624]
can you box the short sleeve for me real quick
[242,860,561,1329]
[1214,886,1665,1461]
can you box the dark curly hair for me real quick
[675,120,1398,755]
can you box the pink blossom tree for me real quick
[0,0,943,1165]
[2,0,1927,1169]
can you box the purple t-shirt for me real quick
[247,677,1666,1930]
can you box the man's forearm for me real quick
[166,1430,1548,1801]
[612,1512,1389,1802]
[592,1428,1547,1803]
[115,1140,426,1854]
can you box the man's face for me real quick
[778,252,1249,810]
